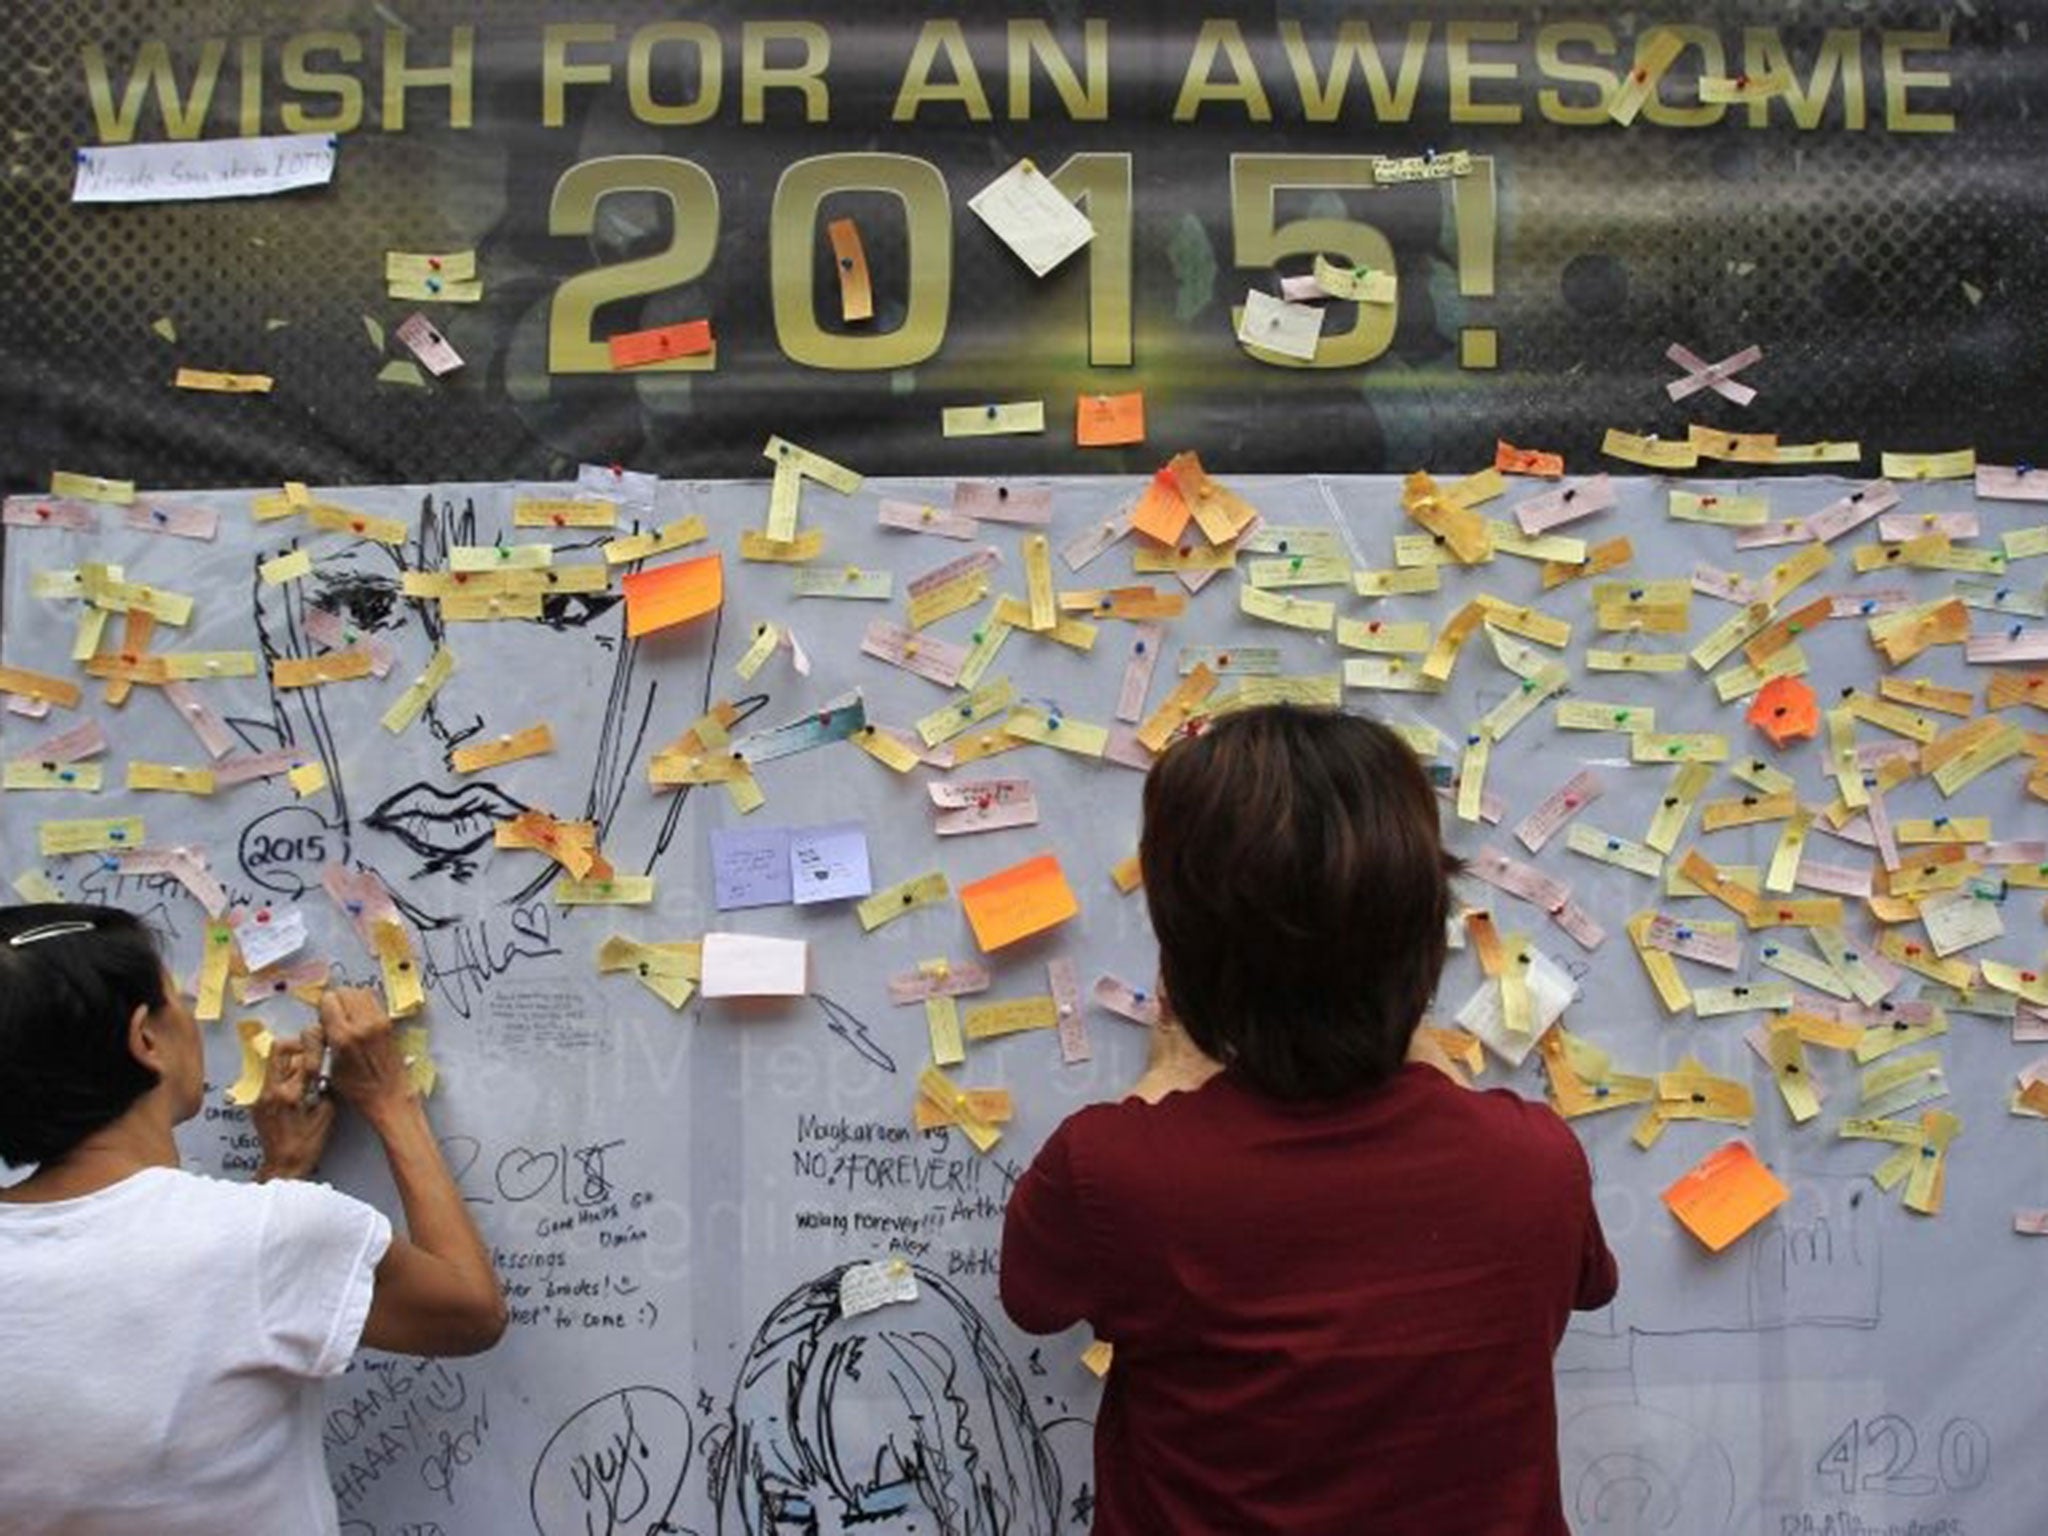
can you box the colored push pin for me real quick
[986,405,998,420]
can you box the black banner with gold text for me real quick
[1,2,2041,488]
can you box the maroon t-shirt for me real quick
[1001,1063,1617,1536]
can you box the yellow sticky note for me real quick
[382,646,455,734]
[852,724,924,773]
[857,871,951,931]
[958,853,1079,952]
[126,762,215,795]
[554,875,657,905]
[602,516,710,565]
[451,724,554,773]
[38,816,144,856]
[738,528,827,563]
[51,471,136,505]
[943,401,1046,437]
[194,921,232,1021]
[224,1020,276,1107]
[514,498,616,529]
[259,549,314,586]
[916,1066,1001,1153]
[174,367,273,394]
[373,919,425,1017]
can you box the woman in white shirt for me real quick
[0,903,508,1535]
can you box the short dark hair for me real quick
[0,904,169,1167]
[1140,706,1462,1100]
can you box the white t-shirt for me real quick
[0,1166,392,1536]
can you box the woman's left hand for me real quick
[251,1028,336,1182]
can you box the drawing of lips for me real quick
[365,781,528,860]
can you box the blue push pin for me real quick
[1134,641,1146,655]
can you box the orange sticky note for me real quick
[1077,392,1145,448]
[958,853,1080,952]
[1495,439,1564,477]
[608,320,714,369]
[623,552,723,637]
[1747,675,1820,747]
[1662,1140,1789,1251]
[1130,469,1190,544]
[827,217,874,323]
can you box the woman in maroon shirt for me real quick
[1001,705,1618,1535]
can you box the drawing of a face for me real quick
[243,493,703,929]
[712,1265,1060,1536]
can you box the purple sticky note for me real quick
[711,826,793,910]
[789,822,872,905]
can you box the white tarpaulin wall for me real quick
[2,468,2044,1535]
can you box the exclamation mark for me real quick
[1453,158,1499,370]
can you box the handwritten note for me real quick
[623,553,723,637]
[958,853,1080,951]
[967,159,1094,276]
[73,132,337,204]
[789,822,872,905]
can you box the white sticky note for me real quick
[1237,290,1324,361]
[1455,947,1577,1066]
[967,160,1094,277]
[235,907,308,973]
[73,133,337,204]
[700,933,809,998]
[839,1257,920,1318]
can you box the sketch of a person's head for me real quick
[711,1264,1060,1536]
[241,492,701,929]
